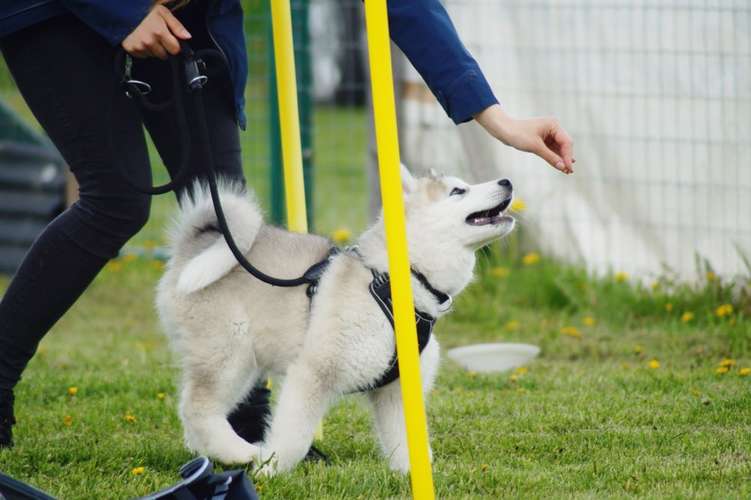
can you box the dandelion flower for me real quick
[718,358,736,368]
[514,366,529,375]
[634,345,643,355]
[330,228,352,244]
[739,367,751,377]
[650,281,660,291]
[131,467,145,476]
[67,386,78,396]
[510,198,526,212]
[467,371,477,379]
[716,366,730,375]
[560,326,582,339]
[157,392,166,400]
[151,260,165,271]
[582,316,596,327]
[522,252,540,266]
[124,414,137,423]
[504,320,520,332]
[715,304,733,318]
[648,359,660,369]
[490,266,510,278]
[706,271,717,282]
[680,311,694,323]
[63,415,73,427]
[480,464,489,472]
[122,254,137,263]
[614,272,629,283]
[509,373,518,382]
[665,303,673,312]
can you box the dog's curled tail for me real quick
[168,180,263,294]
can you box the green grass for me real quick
[1,92,750,498]
[0,242,749,499]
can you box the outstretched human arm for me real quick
[387,0,574,173]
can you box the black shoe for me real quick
[303,444,330,464]
[0,390,14,448]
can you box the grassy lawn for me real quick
[1,91,750,498]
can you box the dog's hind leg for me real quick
[258,360,335,475]
[367,337,440,473]
[178,322,262,464]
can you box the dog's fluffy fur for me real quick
[156,166,515,474]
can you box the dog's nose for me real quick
[498,178,512,189]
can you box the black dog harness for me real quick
[304,247,452,390]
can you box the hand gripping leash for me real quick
[116,43,313,287]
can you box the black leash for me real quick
[116,43,313,288]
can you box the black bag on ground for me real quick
[0,471,56,500]
[137,456,259,500]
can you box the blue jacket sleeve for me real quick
[387,0,498,124]
[60,1,152,46]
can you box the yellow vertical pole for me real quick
[364,2,435,499]
[270,0,308,233]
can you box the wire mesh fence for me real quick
[1,1,747,280]
[398,0,751,281]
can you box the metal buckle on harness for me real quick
[184,55,208,91]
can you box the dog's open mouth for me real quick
[465,197,512,226]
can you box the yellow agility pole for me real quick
[364,2,435,499]
[270,0,308,233]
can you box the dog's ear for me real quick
[401,163,418,194]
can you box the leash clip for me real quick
[121,53,153,98]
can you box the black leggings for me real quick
[0,14,268,440]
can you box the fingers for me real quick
[160,6,192,41]
[533,140,568,173]
[553,125,575,173]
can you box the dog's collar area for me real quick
[410,269,453,313]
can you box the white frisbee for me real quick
[447,343,540,373]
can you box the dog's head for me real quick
[401,165,515,251]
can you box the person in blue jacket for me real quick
[0,0,574,450]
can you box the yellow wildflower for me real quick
[490,266,510,279]
[510,198,526,212]
[719,358,736,368]
[131,467,145,476]
[121,254,137,263]
[157,392,166,400]
[716,366,730,375]
[105,260,123,272]
[650,281,660,291]
[67,386,78,396]
[648,359,660,369]
[467,371,477,379]
[560,326,582,339]
[124,414,137,423]
[681,311,694,323]
[151,260,165,271]
[330,228,352,244]
[614,272,629,283]
[715,304,733,318]
[522,252,540,266]
[665,303,673,312]
[634,345,643,355]
[480,464,489,472]
[582,316,596,327]
[739,367,751,377]
[63,415,73,427]
[514,366,529,375]
[706,271,717,282]
[509,373,519,382]
[504,320,520,332]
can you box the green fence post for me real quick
[267,4,285,225]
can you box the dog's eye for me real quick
[450,187,466,196]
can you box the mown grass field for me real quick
[1,93,750,499]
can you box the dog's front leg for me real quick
[368,337,440,473]
[258,361,334,475]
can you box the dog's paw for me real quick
[388,452,411,474]
[214,441,261,465]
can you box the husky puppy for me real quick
[156,166,515,474]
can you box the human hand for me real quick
[121,3,192,60]
[474,104,575,174]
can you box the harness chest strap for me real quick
[303,247,452,390]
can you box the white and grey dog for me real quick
[155,165,515,474]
